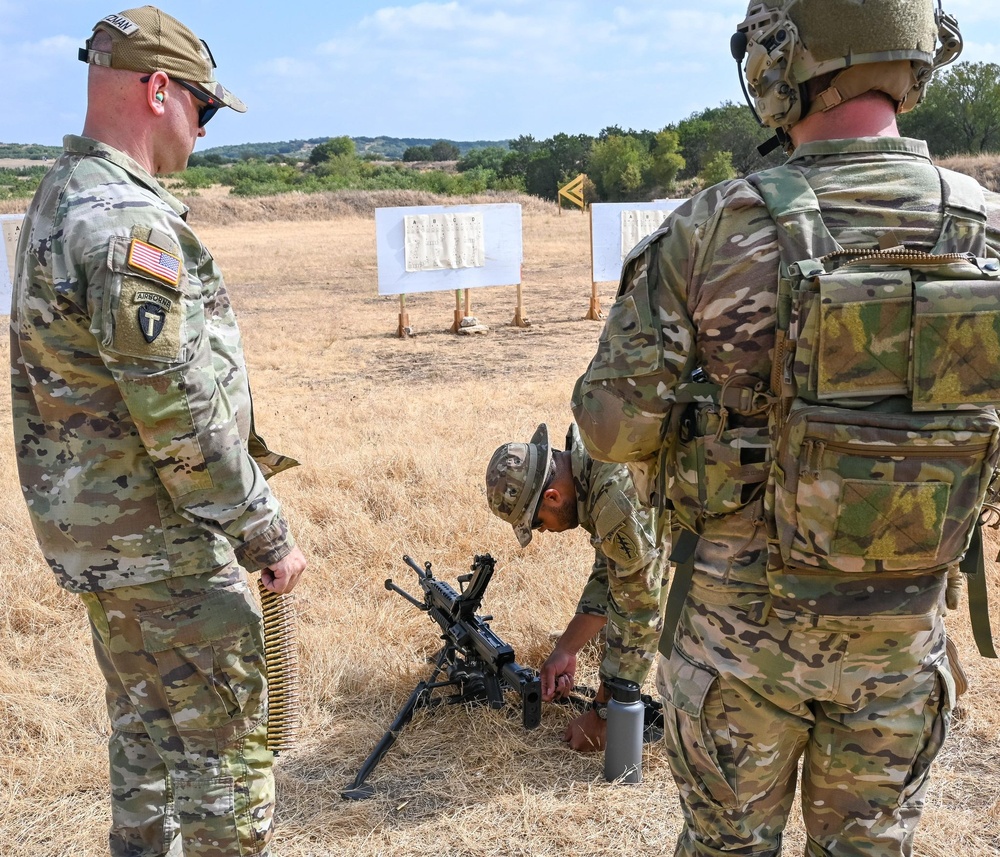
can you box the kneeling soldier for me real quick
[485,423,668,751]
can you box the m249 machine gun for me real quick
[342,553,541,800]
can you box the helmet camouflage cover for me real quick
[485,424,552,548]
[736,0,962,138]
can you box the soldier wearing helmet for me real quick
[485,423,668,751]
[572,1,999,854]
[735,0,962,154]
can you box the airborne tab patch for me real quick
[127,238,182,286]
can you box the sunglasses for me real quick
[140,75,221,127]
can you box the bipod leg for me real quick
[342,649,452,800]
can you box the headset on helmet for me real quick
[731,0,963,154]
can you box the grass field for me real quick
[2,189,999,856]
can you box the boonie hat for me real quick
[485,424,553,548]
[79,5,247,114]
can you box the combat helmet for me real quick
[485,424,552,548]
[732,0,963,152]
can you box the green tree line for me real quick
[176,108,779,201]
[180,62,1000,201]
[4,61,999,203]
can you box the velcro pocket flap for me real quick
[817,270,912,399]
[913,275,1000,410]
[585,286,663,382]
[771,403,1000,574]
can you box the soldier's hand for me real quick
[541,649,578,701]
[563,709,607,753]
[261,546,307,594]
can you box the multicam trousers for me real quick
[657,589,955,857]
[80,565,275,857]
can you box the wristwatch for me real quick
[590,699,608,720]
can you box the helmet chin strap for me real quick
[731,30,788,157]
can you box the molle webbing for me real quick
[753,163,998,657]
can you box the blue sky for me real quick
[2,1,999,150]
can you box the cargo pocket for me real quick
[140,583,265,745]
[584,263,663,383]
[897,667,952,809]
[670,408,771,528]
[175,774,236,823]
[770,402,1000,574]
[658,649,738,808]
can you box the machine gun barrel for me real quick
[343,552,541,800]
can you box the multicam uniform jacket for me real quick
[571,135,1000,856]
[573,137,1000,615]
[565,423,668,686]
[10,135,296,592]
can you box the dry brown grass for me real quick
[938,153,1000,193]
[2,195,999,857]
[180,188,553,226]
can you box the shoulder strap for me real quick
[658,528,699,659]
[749,166,843,379]
[934,167,988,256]
[752,164,988,259]
[750,165,843,267]
[658,168,838,652]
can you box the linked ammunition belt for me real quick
[258,581,302,755]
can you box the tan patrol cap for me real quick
[485,424,552,548]
[79,6,247,114]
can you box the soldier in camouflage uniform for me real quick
[486,423,668,751]
[9,8,307,856]
[571,2,998,855]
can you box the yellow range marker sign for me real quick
[558,174,586,210]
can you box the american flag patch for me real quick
[127,239,182,286]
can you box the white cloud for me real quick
[259,57,318,79]
[0,34,79,83]
[176,0,1000,144]
[243,2,763,140]
[347,2,547,50]
[32,35,78,57]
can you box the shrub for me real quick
[699,151,737,186]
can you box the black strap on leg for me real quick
[658,528,700,659]
[962,523,997,658]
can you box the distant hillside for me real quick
[197,136,509,162]
[0,143,62,160]
[0,137,510,164]
[352,137,509,160]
